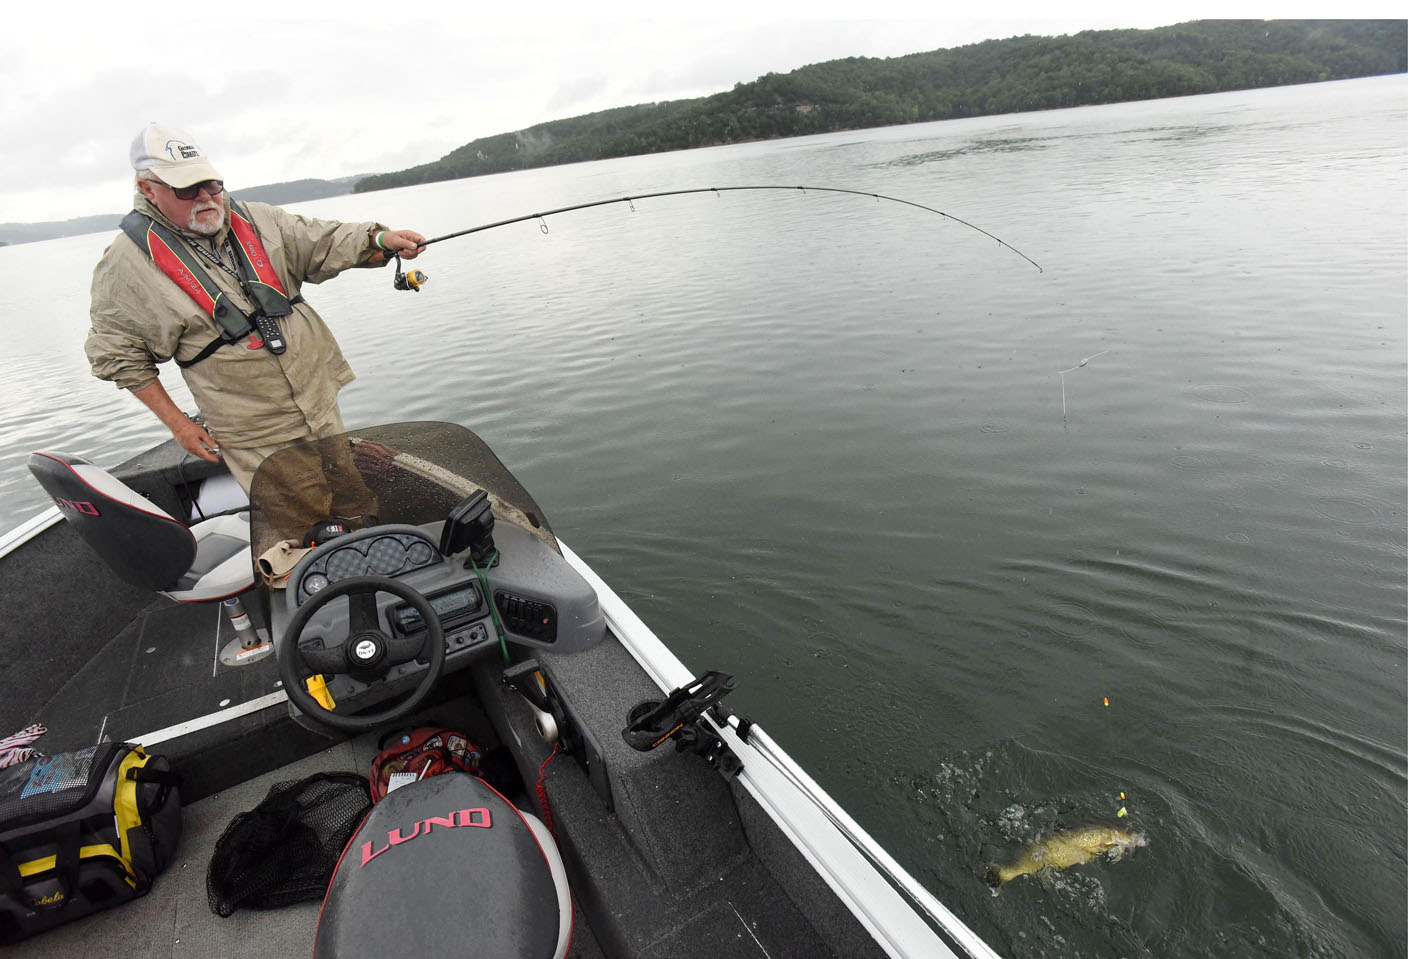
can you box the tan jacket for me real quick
[86,193,386,449]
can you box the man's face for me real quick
[138,178,227,236]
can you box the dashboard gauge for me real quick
[368,539,406,575]
[304,572,330,594]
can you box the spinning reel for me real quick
[390,253,428,292]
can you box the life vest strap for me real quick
[175,337,230,369]
[118,204,302,367]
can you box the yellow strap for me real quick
[113,749,147,864]
[17,843,136,889]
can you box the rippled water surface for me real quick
[2,77,1405,958]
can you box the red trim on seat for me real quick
[314,776,573,959]
[31,452,193,533]
[477,773,575,958]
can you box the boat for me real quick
[0,420,1002,958]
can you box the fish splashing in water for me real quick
[983,825,1148,894]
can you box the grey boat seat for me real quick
[27,450,252,602]
[316,772,572,959]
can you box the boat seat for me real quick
[317,773,571,959]
[26,450,253,603]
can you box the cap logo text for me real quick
[164,139,201,161]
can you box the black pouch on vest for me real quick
[0,742,181,944]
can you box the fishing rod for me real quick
[405,185,1044,273]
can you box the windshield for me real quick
[248,422,556,559]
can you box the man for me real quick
[85,122,426,500]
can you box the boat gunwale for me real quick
[0,507,62,561]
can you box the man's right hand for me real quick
[173,418,221,462]
[132,379,221,462]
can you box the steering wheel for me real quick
[278,575,446,733]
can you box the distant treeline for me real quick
[0,178,360,247]
[355,19,1406,193]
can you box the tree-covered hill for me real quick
[0,178,363,246]
[355,19,1405,193]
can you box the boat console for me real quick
[249,423,606,732]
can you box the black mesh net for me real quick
[206,772,371,917]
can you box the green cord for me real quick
[471,550,510,664]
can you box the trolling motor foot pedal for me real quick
[622,671,742,780]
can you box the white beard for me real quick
[186,201,224,236]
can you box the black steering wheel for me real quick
[278,575,446,732]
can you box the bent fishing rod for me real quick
[392,186,1043,284]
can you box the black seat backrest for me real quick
[317,773,567,959]
[27,451,195,591]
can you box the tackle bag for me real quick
[0,742,181,944]
[369,727,481,802]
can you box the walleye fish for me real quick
[983,825,1148,894]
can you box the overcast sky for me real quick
[0,3,1387,223]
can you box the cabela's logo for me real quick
[35,890,65,906]
[164,139,201,161]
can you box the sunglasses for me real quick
[163,180,225,201]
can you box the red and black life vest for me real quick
[119,203,302,367]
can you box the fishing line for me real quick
[413,185,1044,273]
[1059,350,1108,417]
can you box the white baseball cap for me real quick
[130,122,222,188]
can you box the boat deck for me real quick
[1,524,877,959]
[8,727,608,959]
[1,527,341,801]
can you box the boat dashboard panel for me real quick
[295,528,443,603]
[274,521,606,723]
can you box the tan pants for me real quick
[219,408,378,554]
[216,406,350,494]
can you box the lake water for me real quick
[2,76,1404,958]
